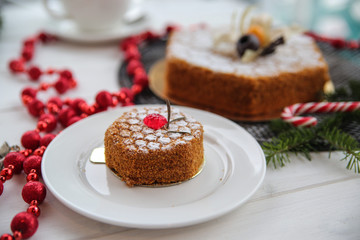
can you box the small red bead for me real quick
[131,84,143,95]
[21,130,41,150]
[0,176,6,183]
[0,181,3,196]
[27,205,41,217]
[0,168,13,180]
[126,59,143,76]
[26,172,39,182]
[0,234,13,240]
[33,148,44,157]
[4,152,25,174]
[23,155,42,175]
[27,98,45,117]
[30,200,38,206]
[22,181,47,204]
[54,77,70,94]
[12,231,21,240]
[27,66,42,81]
[38,82,50,91]
[117,88,134,103]
[20,149,33,157]
[95,91,113,108]
[40,133,56,147]
[11,212,38,239]
[9,59,25,73]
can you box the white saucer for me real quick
[43,12,148,43]
[42,105,266,229]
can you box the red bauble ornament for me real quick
[40,133,56,147]
[0,181,3,196]
[70,98,87,115]
[21,87,37,99]
[124,46,141,61]
[27,98,45,117]
[22,46,34,61]
[38,113,57,132]
[58,107,77,127]
[23,155,42,175]
[9,59,25,73]
[67,116,82,126]
[126,59,143,76]
[27,66,42,81]
[133,72,149,87]
[22,181,46,204]
[3,152,26,174]
[21,130,41,150]
[117,88,134,103]
[143,113,168,130]
[11,212,38,239]
[54,77,70,94]
[96,91,113,108]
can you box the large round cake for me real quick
[104,106,204,187]
[164,26,331,120]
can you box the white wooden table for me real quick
[1,1,359,239]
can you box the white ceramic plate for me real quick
[43,11,148,43]
[42,105,266,229]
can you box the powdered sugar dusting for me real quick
[108,107,203,152]
[168,28,326,77]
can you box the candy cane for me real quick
[281,102,360,127]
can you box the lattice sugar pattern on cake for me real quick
[108,107,203,153]
[167,28,326,77]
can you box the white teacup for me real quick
[43,0,131,31]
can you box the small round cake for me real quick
[104,107,204,187]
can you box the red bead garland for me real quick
[2,26,177,239]
[305,31,360,49]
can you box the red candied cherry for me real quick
[143,114,168,130]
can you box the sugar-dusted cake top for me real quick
[106,107,203,153]
[167,28,326,77]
